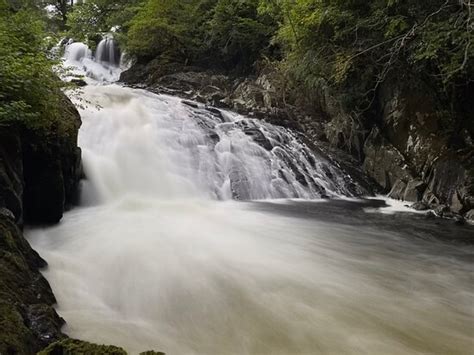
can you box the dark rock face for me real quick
[0,93,82,353]
[0,126,23,223]
[0,215,65,354]
[14,96,81,224]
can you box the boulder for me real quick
[433,205,455,219]
[363,127,412,191]
[411,201,430,211]
[403,179,427,202]
[465,209,474,223]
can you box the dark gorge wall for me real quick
[0,93,82,354]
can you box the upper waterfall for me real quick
[62,38,122,82]
[95,36,121,66]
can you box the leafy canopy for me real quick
[0,0,64,128]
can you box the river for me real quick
[26,43,474,355]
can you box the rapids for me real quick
[26,42,474,355]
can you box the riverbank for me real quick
[0,93,82,353]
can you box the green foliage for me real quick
[0,0,64,128]
[37,0,73,31]
[66,0,142,47]
[263,0,473,111]
[125,0,276,72]
[206,0,277,70]
[126,0,201,60]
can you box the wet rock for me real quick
[243,128,273,151]
[363,128,412,192]
[0,216,63,354]
[0,207,15,220]
[0,125,23,222]
[25,304,65,348]
[388,180,407,200]
[70,78,87,87]
[205,106,225,121]
[454,216,466,225]
[433,205,455,219]
[465,209,474,223]
[38,338,127,355]
[422,189,440,208]
[450,191,465,214]
[403,179,426,202]
[182,100,199,109]
[411,201,430,211]
[22,94,82,224]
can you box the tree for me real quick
[41,0,74,30]
[260,0,473,112]
[0,0,63,127]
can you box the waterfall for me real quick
[95,37,120,66]
[25,51,474,355]
[64,42,92,62]
[75,85,363,204]
[62,38,122,82]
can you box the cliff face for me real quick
[362,79,473,215]
[0,93,82,354]
[121,62,473,221]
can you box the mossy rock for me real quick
[0,301,37,355]
[38,339,127,355]
[38,339,165,355]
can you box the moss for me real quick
[37,339,168,355]
[0,301,37,354]
[38,339,128,355]
[0,215,62,353]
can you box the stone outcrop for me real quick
[364,78,473,217]
[0,93,82,353]
[0,95,82,225]
[21,96,82,224]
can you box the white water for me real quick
[96,36,120,66]
[27,49,474,354]
[62,40,122,82]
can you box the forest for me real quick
[1,0,472,128]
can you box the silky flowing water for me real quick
[26,43,474,355]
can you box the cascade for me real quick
[95,36,121,66]
[27,39,474,355]
[62,37,122,82]
[76,85,361,204]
